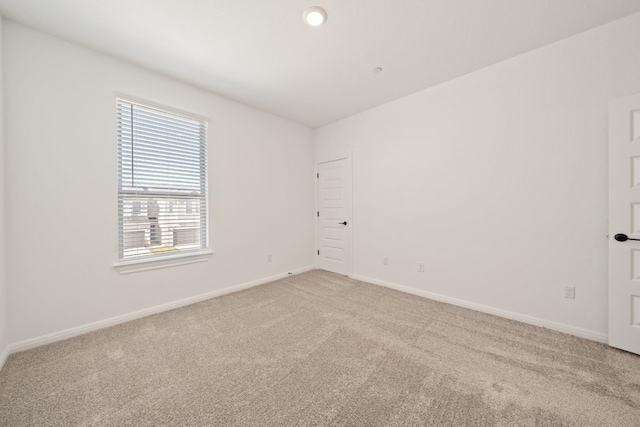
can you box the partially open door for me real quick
[609,93,640,355]
[317,157,352,276]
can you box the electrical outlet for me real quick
[564,285,575,299]
[418,262,425,273]
[383,257,388,265]
[267,254,272,262]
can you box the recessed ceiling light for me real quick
[303,6,327,27]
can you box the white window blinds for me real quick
[117,99,208,261]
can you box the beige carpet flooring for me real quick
[1,270,640,426]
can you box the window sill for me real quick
[114,250,213,274]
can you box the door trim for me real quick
[316,152,353,276]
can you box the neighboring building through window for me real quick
[117,98,208,261]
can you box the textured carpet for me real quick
[1,270,640,426]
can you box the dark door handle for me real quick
[339,221,347,225]
[614,233,640,242]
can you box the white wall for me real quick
[316,12,640,338]
[0,16,8,363]
[4,21,315,344]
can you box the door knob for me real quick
[339,221,347,225]
[614,233,640,242]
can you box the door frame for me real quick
[316,152,353,276]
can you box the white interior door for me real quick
[317,157,352,276]
[609,93,640,355]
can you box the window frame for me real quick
[113,95,212,273]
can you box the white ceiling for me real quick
[1,0,640,128]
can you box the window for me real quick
[117,99,208,262]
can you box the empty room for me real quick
[1,0,640,425]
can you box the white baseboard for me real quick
[0,345,8,371]
[7,265,316,356]
[352,274,608,344]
